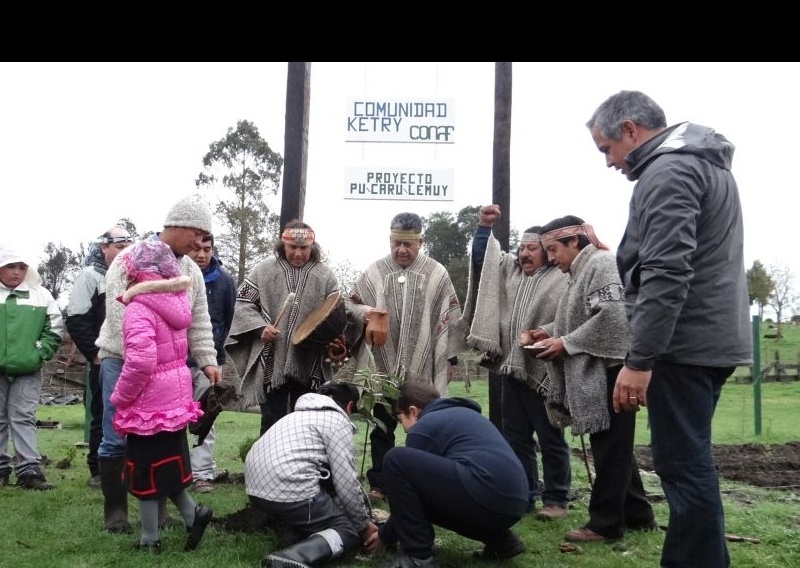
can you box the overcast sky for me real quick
[1,61,796,306]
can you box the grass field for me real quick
[3,371,799,568]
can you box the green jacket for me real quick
[1,275,64,376]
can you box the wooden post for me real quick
[281,62,311,227]
[488,62,512,430]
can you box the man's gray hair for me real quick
[586,90,667,141]
[390,212,423,232]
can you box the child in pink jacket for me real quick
[110,239,212,553]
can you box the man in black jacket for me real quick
[586,90,752,568]
[65,226,133,488]
[186,234,237,493]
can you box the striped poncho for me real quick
[457,231,568,394]
[225,256,341,408]
[346,253,462,395]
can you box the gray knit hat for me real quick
[163,194,213,234]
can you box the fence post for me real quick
[752,315,761,436]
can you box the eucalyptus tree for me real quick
[196,119,284,284]
[37,242,81,301]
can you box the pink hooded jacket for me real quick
[110,270,203,436]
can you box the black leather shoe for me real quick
[565,526,618,542]
[472,530,525,560]
[393,552,438,567]
[16,473,54,491]
[627,520,662,532]
[185,504,213,551]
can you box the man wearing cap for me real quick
[0,244,64,490]
[345,211,462,502]
[245,381,377,567]
[457,204,572,520]
[95,194,220,533]
[66,226,133,489]
[226,219,343,436]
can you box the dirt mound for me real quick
[632,441,800,490]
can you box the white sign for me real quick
[346,98,455,144]
[345,167,454,201]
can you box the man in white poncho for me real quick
[345,212,462,503]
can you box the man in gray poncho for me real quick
[457,204,571,520]
[226,220,342,436]
[526,215,654,544]
[346,212,462,502]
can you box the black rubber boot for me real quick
[262,532,336,568]
[99,457,131,533]
[185,504,213,551]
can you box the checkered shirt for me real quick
[244,392,369,530]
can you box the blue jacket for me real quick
[407,396,528,516]
[187,255,237,367]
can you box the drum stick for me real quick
[273,292,296,327]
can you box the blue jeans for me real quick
[501,375,571,508]
[98,357,126,459]
[648,362,733,568]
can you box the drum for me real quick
[291,290,348,346]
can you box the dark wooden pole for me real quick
[280,62,311,228]
[492,62,512,251]
[488,62,512,430]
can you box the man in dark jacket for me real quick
[586,90,753,568]
[364,382,528,567]
[186,234,237,493]
[65,226,133,488]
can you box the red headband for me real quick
[541,223,608,250]
[281,227,315,246]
